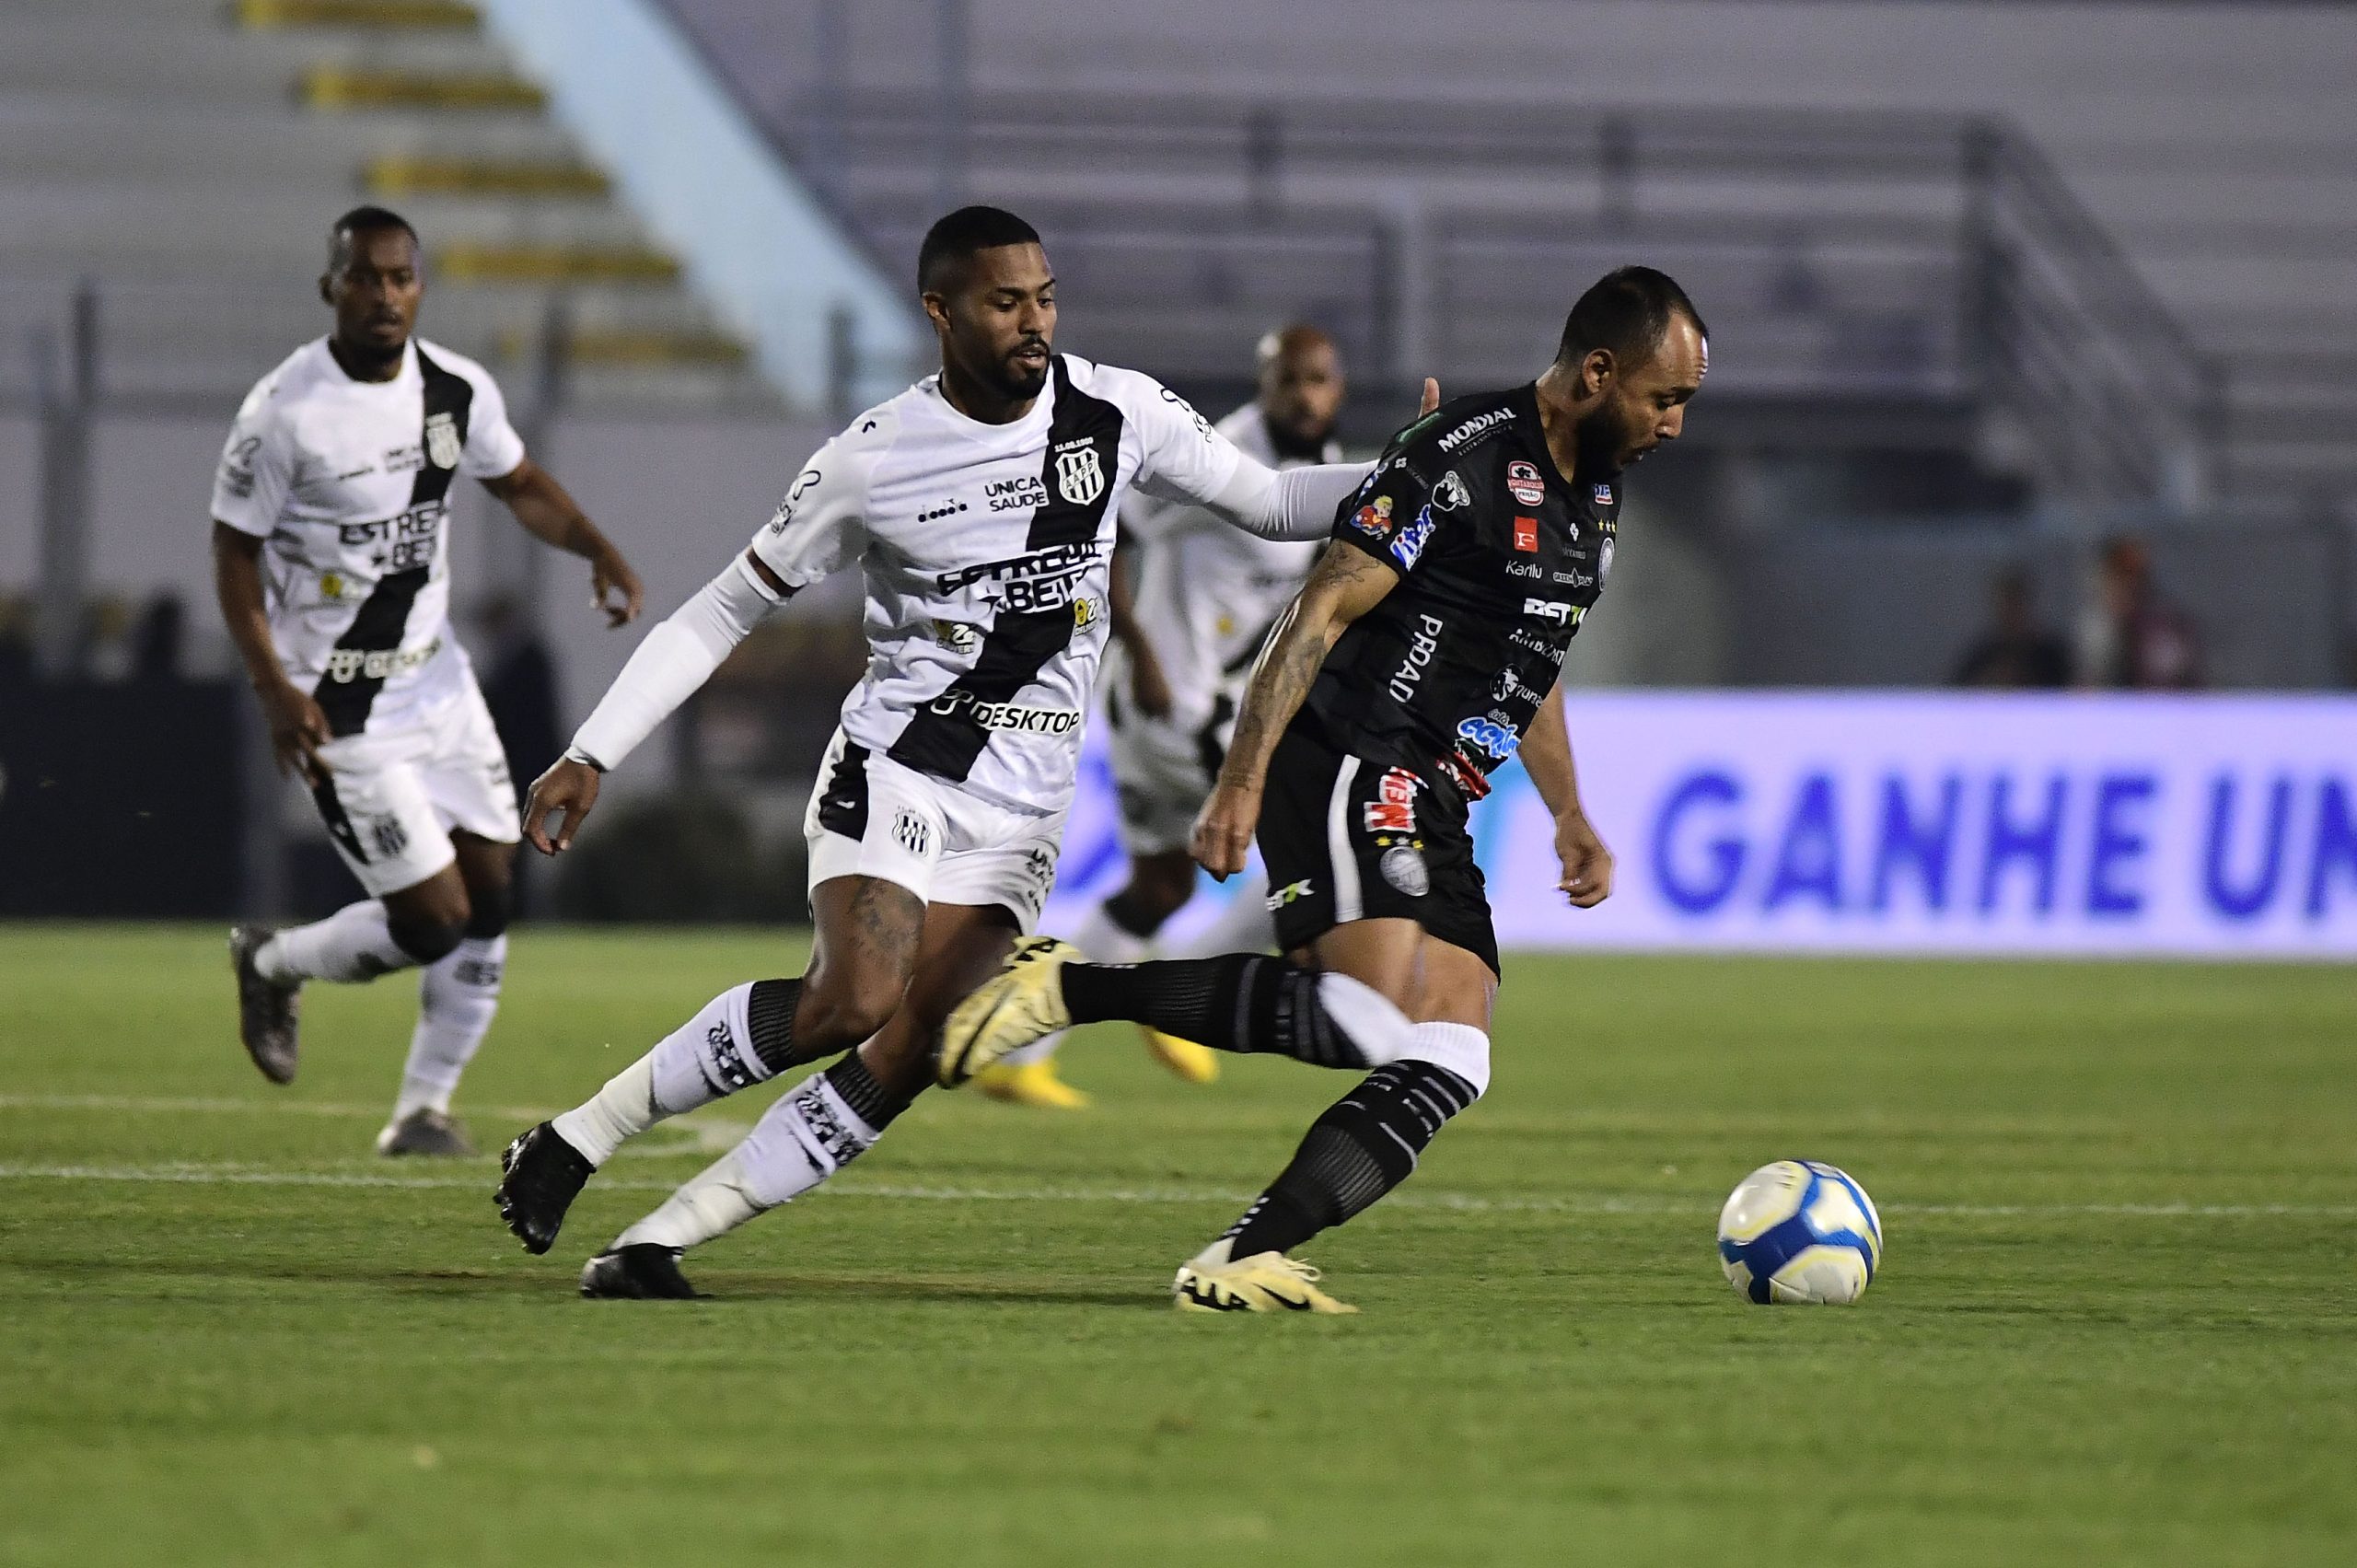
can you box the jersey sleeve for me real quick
[210,382,297,538]
[459,366,528,479]
[1329,449,1438,575]
[745,430,875,590]
[1120,371,1244,509]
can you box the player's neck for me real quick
[935,359,1039,425]
[1530,366,1595,483]
[327,333,406,385]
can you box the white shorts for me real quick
[1105,695,1234,857]
[309,679,518,898]
[803,728,1067,932]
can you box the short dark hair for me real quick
[1556,265,1706,372]
[917,204,1041,293]
[329,205,419,267]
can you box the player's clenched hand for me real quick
[259,678,331,785]
[591,547,644,628]
[523,758,601,855]
[1556,809,1614,908]
[1190,781,1261,881]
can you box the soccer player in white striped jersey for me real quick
[975,325,1346,1109]
[215,206,644,1156]
[493,205,1440,1298]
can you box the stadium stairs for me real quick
[0,0,764,408]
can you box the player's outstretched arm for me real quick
[1191,543,1400,878]
[1152,380,1442,545]
[482,458,644,627]
[520,550,789,854]
[1521,676,1613,907]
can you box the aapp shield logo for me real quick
[424,412,461,470]
[1055,446,1106,505]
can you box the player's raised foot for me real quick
[1171,1240,1357,1315]
[377,1108,474,1157]
[494,1121,595,1254]
[580,1244,706,1300]
[1142,1026,1219,1085]
[973,1057,1093,1109]
[936,935,1080,1086]
[227,924,302,1085]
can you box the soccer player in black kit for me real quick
[942,267,1708,1312]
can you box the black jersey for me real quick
[1302,383,1620,800]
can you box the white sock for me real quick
[257,900,413,984]
[613,1071,882,1250]
[1072,899,1157,965]
[1005,898,1161,1066]
[552,981,776,1167]
[1403,1020,1492,1099]
[1164,866,1276,958]
[392,934,505,1119]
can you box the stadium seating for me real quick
[668,0,2357,510]
[0,0,763,406]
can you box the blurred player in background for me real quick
[215,206,644,1156]
[944,267,1708,1313]
[976,324,1347,1109]
[493,206,1434,1298]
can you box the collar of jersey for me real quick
[1514,380,1582,499]
[920,368,1055,445]
[318,334,417,390]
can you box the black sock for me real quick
[1222,1060,1479,1258]
[746,978,802,1075]
[821,1049,908,1132]
[1061,955,1371,1068]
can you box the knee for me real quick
[462,875,513,939]
[387,910,467,966]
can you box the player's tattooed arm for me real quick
[213,521,330,784]
[482,458,644,626]
[1522,674,1613,908]
[1190,543,1400,878]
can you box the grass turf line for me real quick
[0,923,2351,1567]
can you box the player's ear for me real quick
[920,291,952,334]
[318,273,334,308]
[1582,347,1615,398]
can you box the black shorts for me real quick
[1258,720,1500,975]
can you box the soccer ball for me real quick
[1717,1160,1884,1305]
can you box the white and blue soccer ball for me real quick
[1717,1160,1884,1305]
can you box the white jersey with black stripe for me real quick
[210,336,526,738]
[1120,402,1336,730]
[748,354,1242,815]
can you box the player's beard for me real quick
[990,335,1051,401]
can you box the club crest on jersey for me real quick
[1507,460,1544,507]
[1600,537,1616,584]
[1054,445,1106,505]
[1433,470,1471,511]
[424,412,461,470]
[1379,843,1430,899]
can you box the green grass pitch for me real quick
[2,923,2352,1566]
